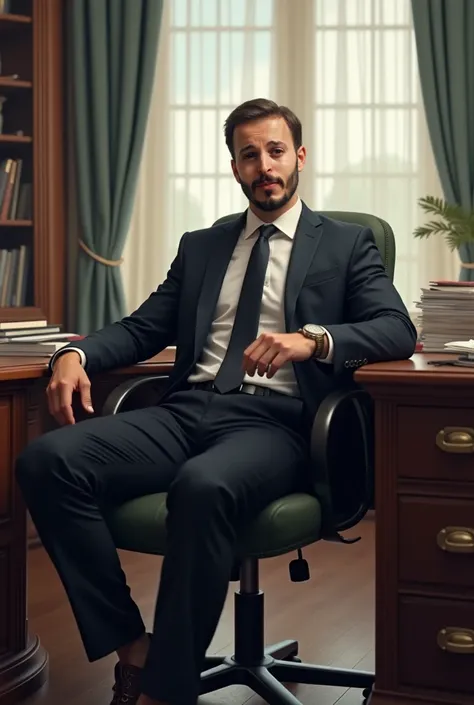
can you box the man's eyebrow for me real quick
[239,144,256,155]
[239,140,286,155]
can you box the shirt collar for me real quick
[243,198,302,240]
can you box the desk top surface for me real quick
[355,352,474,386]
[0,347,176,382]
[0,349,471,386]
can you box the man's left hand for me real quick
[242,332,317,379]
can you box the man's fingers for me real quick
[48,380,75,425]
[244,340,270,376]
[265,351,288,378]
[80,379,94,414]
[254,338,291,377]
[255,346,279,376]
[242,335,264,372]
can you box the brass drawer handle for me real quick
[438,627,474,654]
[436,427,474,454]
[437,527,474,553]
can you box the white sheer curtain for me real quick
[123,0,457,316]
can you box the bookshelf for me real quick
[0,0,65,325]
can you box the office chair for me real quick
[103,211,394,705]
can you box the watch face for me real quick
[304,324,325,336]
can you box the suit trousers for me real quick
[15,388,310,705]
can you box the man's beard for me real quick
[239,162,299,212]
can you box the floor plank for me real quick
[22,516,375,705]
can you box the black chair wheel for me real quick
[362,685,372,702]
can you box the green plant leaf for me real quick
[414,195,474,250]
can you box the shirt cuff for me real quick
[50,346,87,371]
[317,327,334,363]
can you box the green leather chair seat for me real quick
[107,492,322,559]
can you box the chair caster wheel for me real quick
[279,654,300,662]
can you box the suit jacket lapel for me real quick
[193,213,247,359]
[284,204,323,330]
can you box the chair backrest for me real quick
[213,210,396,281]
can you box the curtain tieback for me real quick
[460,262,474,270]
[79,239,124,267]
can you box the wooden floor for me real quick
[23,515,375,705]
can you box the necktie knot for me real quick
[259,224,278,241]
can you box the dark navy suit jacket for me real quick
[62,203,417,417]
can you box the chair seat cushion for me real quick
[106,492,322,559]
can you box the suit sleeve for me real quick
[52,232,188,376]
[322,227,417,375]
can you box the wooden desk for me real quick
[356,353,474,705]
[3,350,473,704]
[0,351,174,704]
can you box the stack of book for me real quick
[415,280,474,353]
[0,319,81,357]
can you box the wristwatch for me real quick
[298,324,327,359]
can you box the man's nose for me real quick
[258,153,272,173]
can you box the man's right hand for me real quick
[47,351,94,425]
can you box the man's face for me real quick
[231,116,306,213]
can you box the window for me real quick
[167,0,275,267]
[124,0,446,314]
[312,0,421,308]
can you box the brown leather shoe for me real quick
[110,662,142,705]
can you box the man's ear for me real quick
[297,146,307,172]
[231,160,241,183]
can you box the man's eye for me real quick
[243,152,256,159]
[272,149,284,156]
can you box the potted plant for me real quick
[414,195,474,252]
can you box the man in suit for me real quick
[15,98,417,705]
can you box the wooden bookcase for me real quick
[0,0,65,326]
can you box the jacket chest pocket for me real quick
[302,265,340,289]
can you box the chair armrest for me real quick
[102,375,170,416]
[310,387,374,543]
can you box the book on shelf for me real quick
[0,244,31,306]
[415,279,474,353]
[0,158,32,221]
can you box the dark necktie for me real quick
[213,224,278,393]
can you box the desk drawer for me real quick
[397,407,474,482]
[399,496,474,588]
[399,596,474,694]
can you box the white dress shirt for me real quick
[53,199,333,394]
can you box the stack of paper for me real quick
[444,339,474,360]
[415,280,474,353]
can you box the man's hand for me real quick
[47,351,94,425]
[242,332,317,379]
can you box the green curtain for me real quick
[411,0,474,281]
[68,0,163,333]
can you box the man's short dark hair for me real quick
[224,98,302,159]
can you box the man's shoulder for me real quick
[182,215,244,247]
